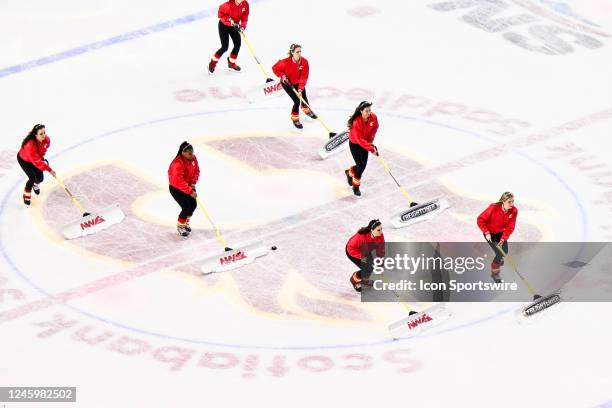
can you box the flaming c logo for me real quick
[41,133,543,321]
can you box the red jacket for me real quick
[168,155,200,195]
[346,231,385,259]
[18,136,52,172]
[477,203,518,241]
[218,0,249,29]
[272,57,310,91]
[349,113,379,153]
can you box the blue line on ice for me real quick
[0,0,264,79]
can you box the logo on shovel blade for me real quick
[401,202,439,222]
[407,313,433,330]
[324,132,349,152]
[219,251,247,265]
[80,215,106,230]
[263,82,283,96]
[523,294,561,317]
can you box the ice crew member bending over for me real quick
[346,219,385,292]
[17,124,56,206]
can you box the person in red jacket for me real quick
[168,142,200,237]
[477,192,518,282]
[272,43,317,129]
[346,219,385,292]
[344,101,379,197]
[208,0,250,74]
[17,124,56,206]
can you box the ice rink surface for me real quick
[1,0,612,406]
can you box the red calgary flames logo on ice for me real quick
[219,251,247,265]
[407,313,433,330]
[80,216,106,230]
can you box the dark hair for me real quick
[288,43,302,57]
[347,101,372,129]
[176,141,193,157]
[357,219,382,234]
[21,124,45,148]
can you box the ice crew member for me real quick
[477,192,518,283]
[17,124,56,206]
[344,101,379,197]
[208,0,250,73]
[346,219,385,292]
[168,142,200,237]
[272,43,317,129]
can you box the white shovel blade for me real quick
[388,303,452,339]
[391,197,450,229]
[201,241,270,274]
[262,80,285,98]
[318,130,349,159]
[61,203,125,240]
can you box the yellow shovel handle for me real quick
[289,87,334,134]
[195,197,229,249]
[53,175,88,215]
[376,155,415,203]
[495,243,538,296]
[239,31,270,80]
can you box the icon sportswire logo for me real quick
[80,215,106,230]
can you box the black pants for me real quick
[346,245,373,280]
[17,154,44,190]
[282,83,309,115]
[486,232,508,268]
[215,21,241,58]
[349,142,369,181]
[169,186,197,221]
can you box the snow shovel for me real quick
[54,174,125,240]
[239,30,284,97]
[196,196,273,274]
[372,271,453,338]
[490,241,562,318]
[318,130,350,159]
[376,155,450,228]
[388,302,453,339]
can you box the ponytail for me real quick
[347,101,372,129]
[176,141,193,157]
[357,219,381,234]
[21,124,45,148]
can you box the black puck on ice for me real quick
[271,246,277,250]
